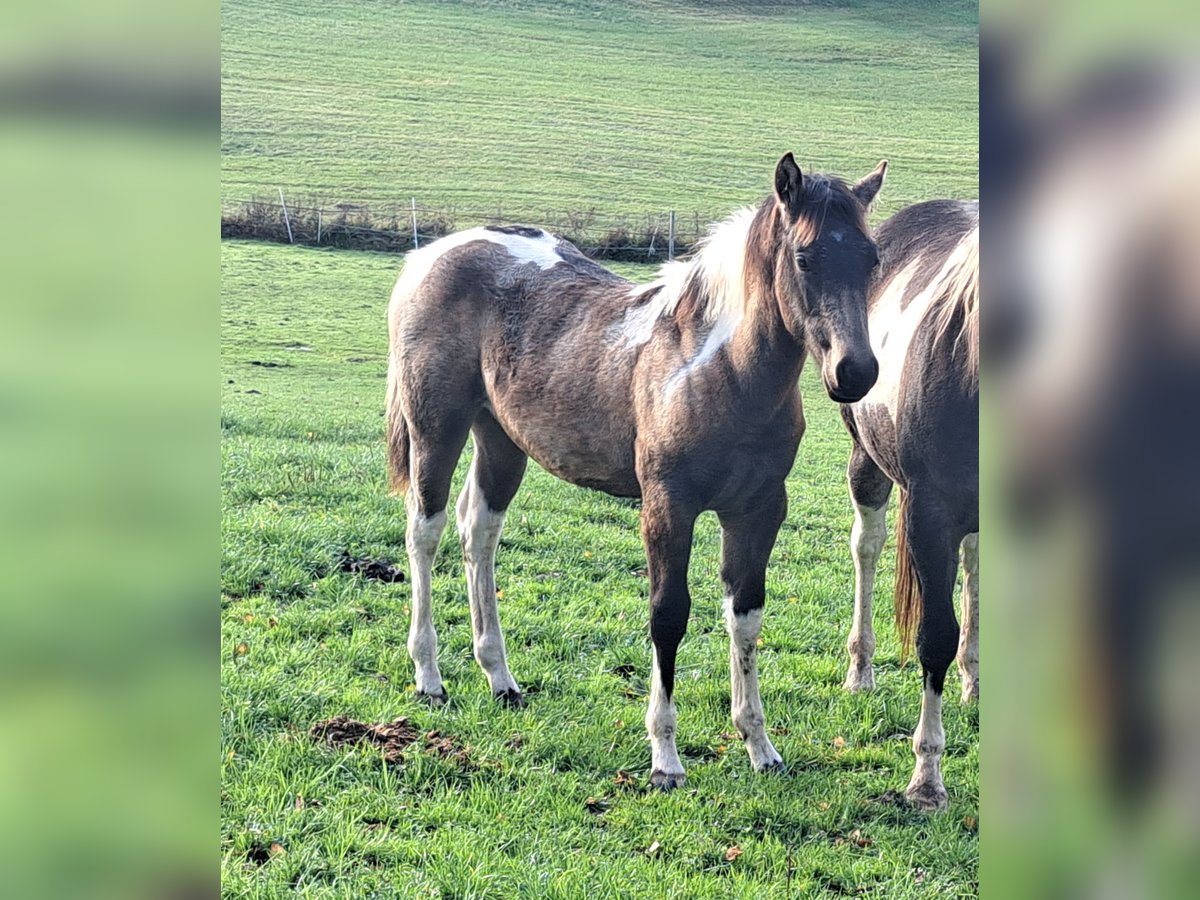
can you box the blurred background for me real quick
[2,0,1199,896]
[0,2,214,897]
[984,0,1200,896]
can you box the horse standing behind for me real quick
[386,153,887,788]
[838,199,979,809]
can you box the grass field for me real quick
[221,0,977,221]
[222,1,978,895]
[220,241,978,897]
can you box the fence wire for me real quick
[221,195,725,262]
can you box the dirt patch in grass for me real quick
[338,552,406,583]
[309,716,470,765]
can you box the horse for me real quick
[386,152,888,788]
[837,198,979,810]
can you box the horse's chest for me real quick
[642,404,803,511]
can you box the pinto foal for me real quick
[387,154,886,787]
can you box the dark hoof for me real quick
[416,689,448,708]
[905,781,949,812]
[649,769,686,791]
[756,758,786,775]
[493,688,526,709]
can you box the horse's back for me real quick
[387,224,645,495]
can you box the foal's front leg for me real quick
[640,491,697,790]
[719,493,787,772]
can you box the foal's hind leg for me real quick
[404,416,473,706]
[456,412,528,707]
[719,490,787,773]
[901,497,961,811]
[957,532,979,703]
[844,447,892,692]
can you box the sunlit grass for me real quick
[220,241,978,896]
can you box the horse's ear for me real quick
[853,160,888,209]
[774,152,804,218]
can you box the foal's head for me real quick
[769,153,886,403]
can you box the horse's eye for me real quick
[795,253,810,271]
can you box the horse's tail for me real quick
[385,352,410,496]
[893,488,922,663]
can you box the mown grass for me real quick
[221,240,978,897]
[221,0,977,221]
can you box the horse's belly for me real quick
[489,404,641,497]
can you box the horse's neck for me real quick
[725,290,807,407]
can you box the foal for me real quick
[387,153,887,787]
[838,199,979,809]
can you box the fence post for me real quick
[316,210,322,245]
[668,210,675,261]
[278,188,294,243]
[411,198,419,250]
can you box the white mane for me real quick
[623,207,757,344]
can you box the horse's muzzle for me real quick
[826,354,879,404]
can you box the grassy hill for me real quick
[221,0,977,222]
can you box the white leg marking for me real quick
[845,500,887,691]
[906,684,948,810]
[646,648,685,788]
[405,493,447,701]
[725,599,783,771]
[958,532,980,702]
[456,468,520,700]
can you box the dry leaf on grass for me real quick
[724,845,743,861]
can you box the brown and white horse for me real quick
[838,199,979,809]
[386,153,887,788]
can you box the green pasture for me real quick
[220,241,978,897]
[221,0,977,221]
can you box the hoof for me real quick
[493,688,526,709]
[843,668,876,692]
[416,689,448,708]
[754,757,786,775]
[905,780,949,811]
[649,769,687,791]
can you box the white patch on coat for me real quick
[392,226,563,302]
[855,223,978,422]
[957,531,979,702]
[844,499,887,692]
[405,497,448,698]
[724,599,783,770]
[620,207,757,347]
[831,229,845,242]
[661,316,739,398]
[645,648,685,781]
[906,683,948,808]
[455,463,520,697]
